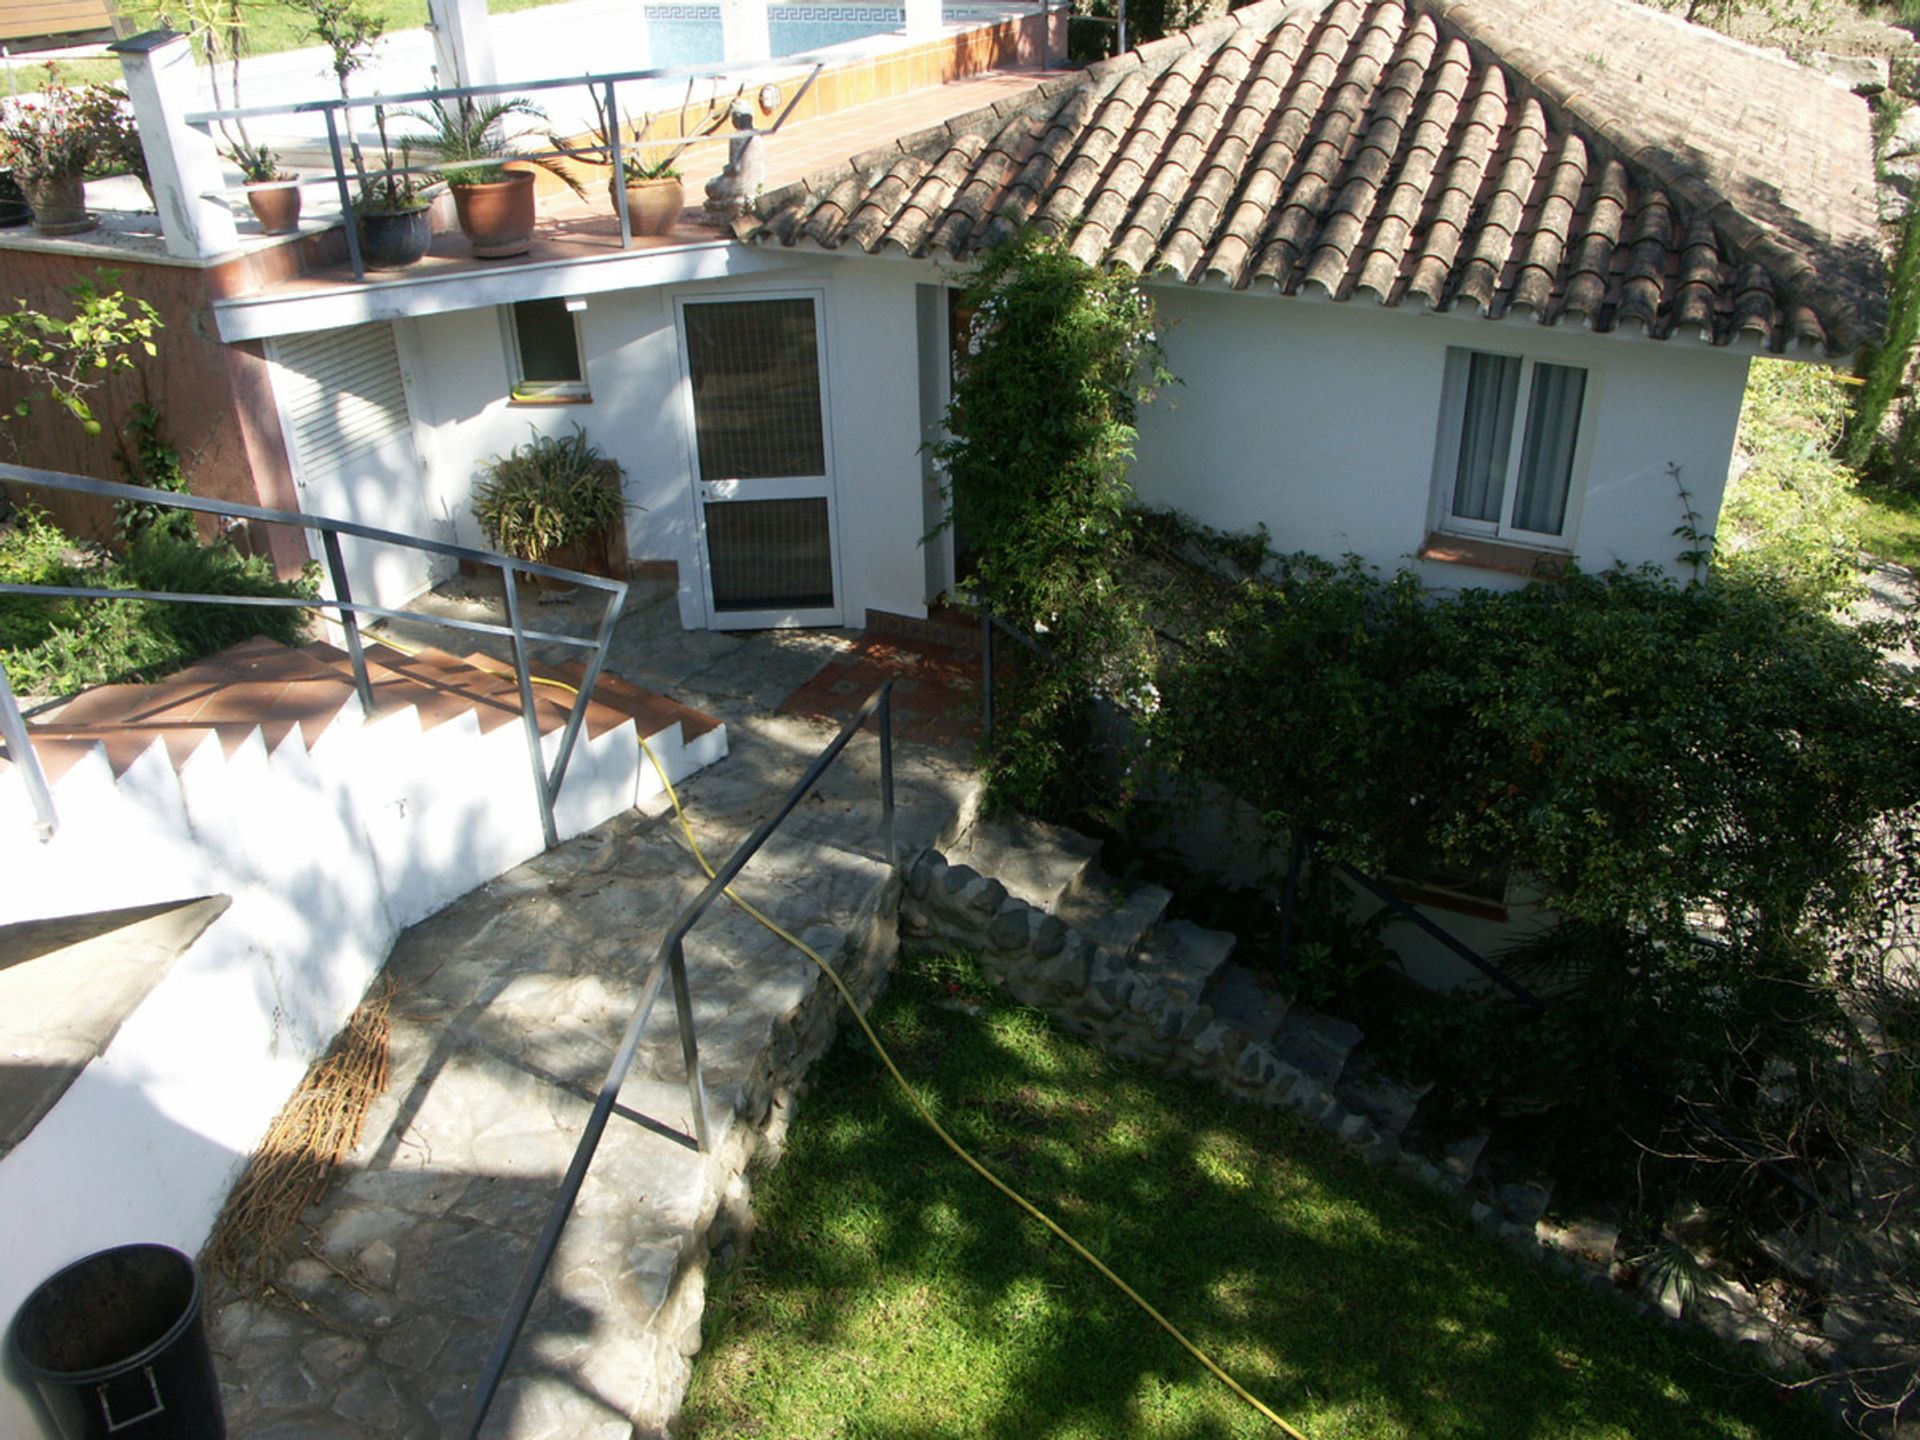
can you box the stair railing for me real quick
[461,679,896,1439]
[0,462,626,850]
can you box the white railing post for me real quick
[110,30,240,260]
[904,0,941,41]
[426,0,499,95]
[720,0,772,65]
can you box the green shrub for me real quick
[1718,358,1865,605]
[471,424,625,564]
[0,509,314,698]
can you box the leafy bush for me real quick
[1145,544,1920,1219]
[471,424,625,565]
[1,507,314,698]
[1718,358,1865,604]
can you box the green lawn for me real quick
[15,0,573,90]
[681,954,1820,1440]
[1858,485,1920,572]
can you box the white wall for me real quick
[1129,285,1752,584]
[379,256,1753,634]
[400,257,934,631]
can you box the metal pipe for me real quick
[878,685,896,865]
[1332,859,1546,1009]
[668,938,711,1151]
[321,531,376,716]
[0,584,604,653]
[458,952,674,1440]
[324,109,364,281]
[501,568,560,851]
[544,588,627,801]
[0,664,58,840]
[980,605,995,749]
[605,79,633,250]
[0,466,627,594]
[462,681,895,1437]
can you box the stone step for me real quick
[1271,1010,1363,1088]
[1134,918,1236,1005]
[946,814,1101,913]
[1201,961,1290,1042]
[1441,1131,1491,1187]
[1334,1058,1431,1144]
[1052,869,1173,958]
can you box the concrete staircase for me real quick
[0,636,728,1440]
[937,813,1542,1214]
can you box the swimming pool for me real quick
[644,4,971,68]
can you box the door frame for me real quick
[673,287,844,630]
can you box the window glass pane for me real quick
[1512,363,1586,535]
[705,497,834,611]
[512,299,583,385]
[1451,351,1520,524]
[684,299,826,480]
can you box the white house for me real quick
[205,0,1884,634]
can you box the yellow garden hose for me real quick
[377,631,1308,1438]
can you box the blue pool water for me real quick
[645,5,909,67]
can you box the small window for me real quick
[507,299,588,402]
[1436,348,1587,545]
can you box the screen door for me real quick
[680,295,841,628]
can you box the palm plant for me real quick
[406,93,582,195]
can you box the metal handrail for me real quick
[461,679,896,1439]
[0,463,627,850]
[183,52,824,279]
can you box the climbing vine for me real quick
[931,230,1171,814]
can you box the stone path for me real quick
[206,692,980,1436]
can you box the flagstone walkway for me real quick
[205,694,981,1437]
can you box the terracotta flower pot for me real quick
[357,205,433,270]
[451,170,537,258]
[23,171,94,236]
[613,175,684,237]
[244,178,302,236]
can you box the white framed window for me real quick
[1433,347,1589,547]
[505,298,589,403]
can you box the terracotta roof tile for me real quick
[748,0,1886,355]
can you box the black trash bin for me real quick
[10,1244,226,1439]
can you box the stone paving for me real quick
[206,586,983,1438]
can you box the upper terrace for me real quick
[0,0,1064,341]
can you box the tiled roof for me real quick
[743,0,1886,355]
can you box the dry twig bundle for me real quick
[203,979,393,1289]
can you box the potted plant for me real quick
[355,110,438,270]
[549,83,733,238]
[230,140,302,234]
[409,93,582,258]
[0,67,133,236]
[472,424,628,579]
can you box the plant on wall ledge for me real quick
[547,81,736,237]
[471,424,627,575]
[407,93,583,259]
[0,66,141,235]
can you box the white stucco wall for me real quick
[399,257,935,631]
[1129,283,1752,585]
[372,251,1753,632]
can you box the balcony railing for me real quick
[184,59,823,279]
